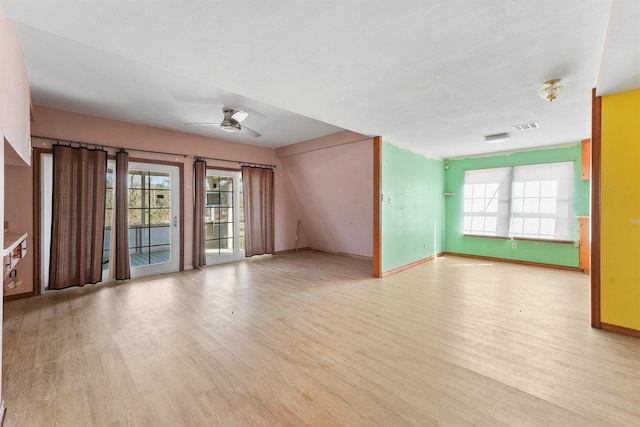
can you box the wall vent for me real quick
[512,122,540,132]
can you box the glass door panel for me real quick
[128,163,179,277]
[205,170,244,264]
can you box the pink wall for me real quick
[2,9,31,165]
[277,132,373,257]
[4,164,33,296]
[29,106,299,273]
[1,5,32,405]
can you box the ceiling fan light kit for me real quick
[220,120,241,132]
[538,78,564,101]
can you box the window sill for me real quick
[463,234,574,244]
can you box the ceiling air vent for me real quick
[512,122,540,132]
[484,133,510,144]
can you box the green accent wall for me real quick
[444,144,589,267]
[381,141,444,272]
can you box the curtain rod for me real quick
[31,135,277,169]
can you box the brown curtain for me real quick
[49,145,107,289]
[193,159,207,268]
[241,166,274,257]
[115,149,131,280]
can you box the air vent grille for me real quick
[512,122,540,132]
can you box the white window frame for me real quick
[463,161,576,242]
[510,161,575,241]
[463,167,512,237]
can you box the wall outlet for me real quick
[511,242,517,249]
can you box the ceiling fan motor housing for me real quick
[221,109,241,132]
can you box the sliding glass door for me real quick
[102,162,180,279]
[205,169,245,264]
[41,154,180,292]
[126,162,180,277]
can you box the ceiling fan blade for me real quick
[242,125,261,138]
[231,109,249,123]
[184,122,221,126]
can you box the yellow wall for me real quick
[601,88,640,331]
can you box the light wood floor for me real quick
[3,252,640,426]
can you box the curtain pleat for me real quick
[115,150,131,280]
[241,166,274,257]
[193,159,207,268]
[49,145,107,289]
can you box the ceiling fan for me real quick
[184,107,261,137]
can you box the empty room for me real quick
[1,1,640,426]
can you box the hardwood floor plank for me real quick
[3,252,640,426]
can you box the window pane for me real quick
[471,217,484,232]
[150,189,171,208]
[219,177,233,192]
[205,223,214,240]
[512,197,524,213]
[106,190,114,210]
[220,191,233,207]
[463,184,472,198]
[205,207,213,222]
[473,184,485,198]
[486,198,498,213]
[524,181,540,197]
[106,169,114,188]
[463,216,472,233]
[512,182,524,198]
[539,198,556,214]
[512,217,524,235]
[485,183,499,198]
[484,217,497,234]
[129,173,142,189]
[556,200,570,215]
[540,181,558,197]
[150,226,171,246]
[523,198,539,213]
[523,218,539,235]
[128,208,147,226]
[149,173,170,189]
[540,218,555,237]
[150,208,171,225]
[105,208,113,228]
[206,176,218,191]
[211,206,220,221]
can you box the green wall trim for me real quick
[444,144,589,268]
[381,141,444,272]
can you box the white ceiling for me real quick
[2,0,638,159]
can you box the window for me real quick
[463,162,575,241]
[511,162,574,240]
[463,167,511,237]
